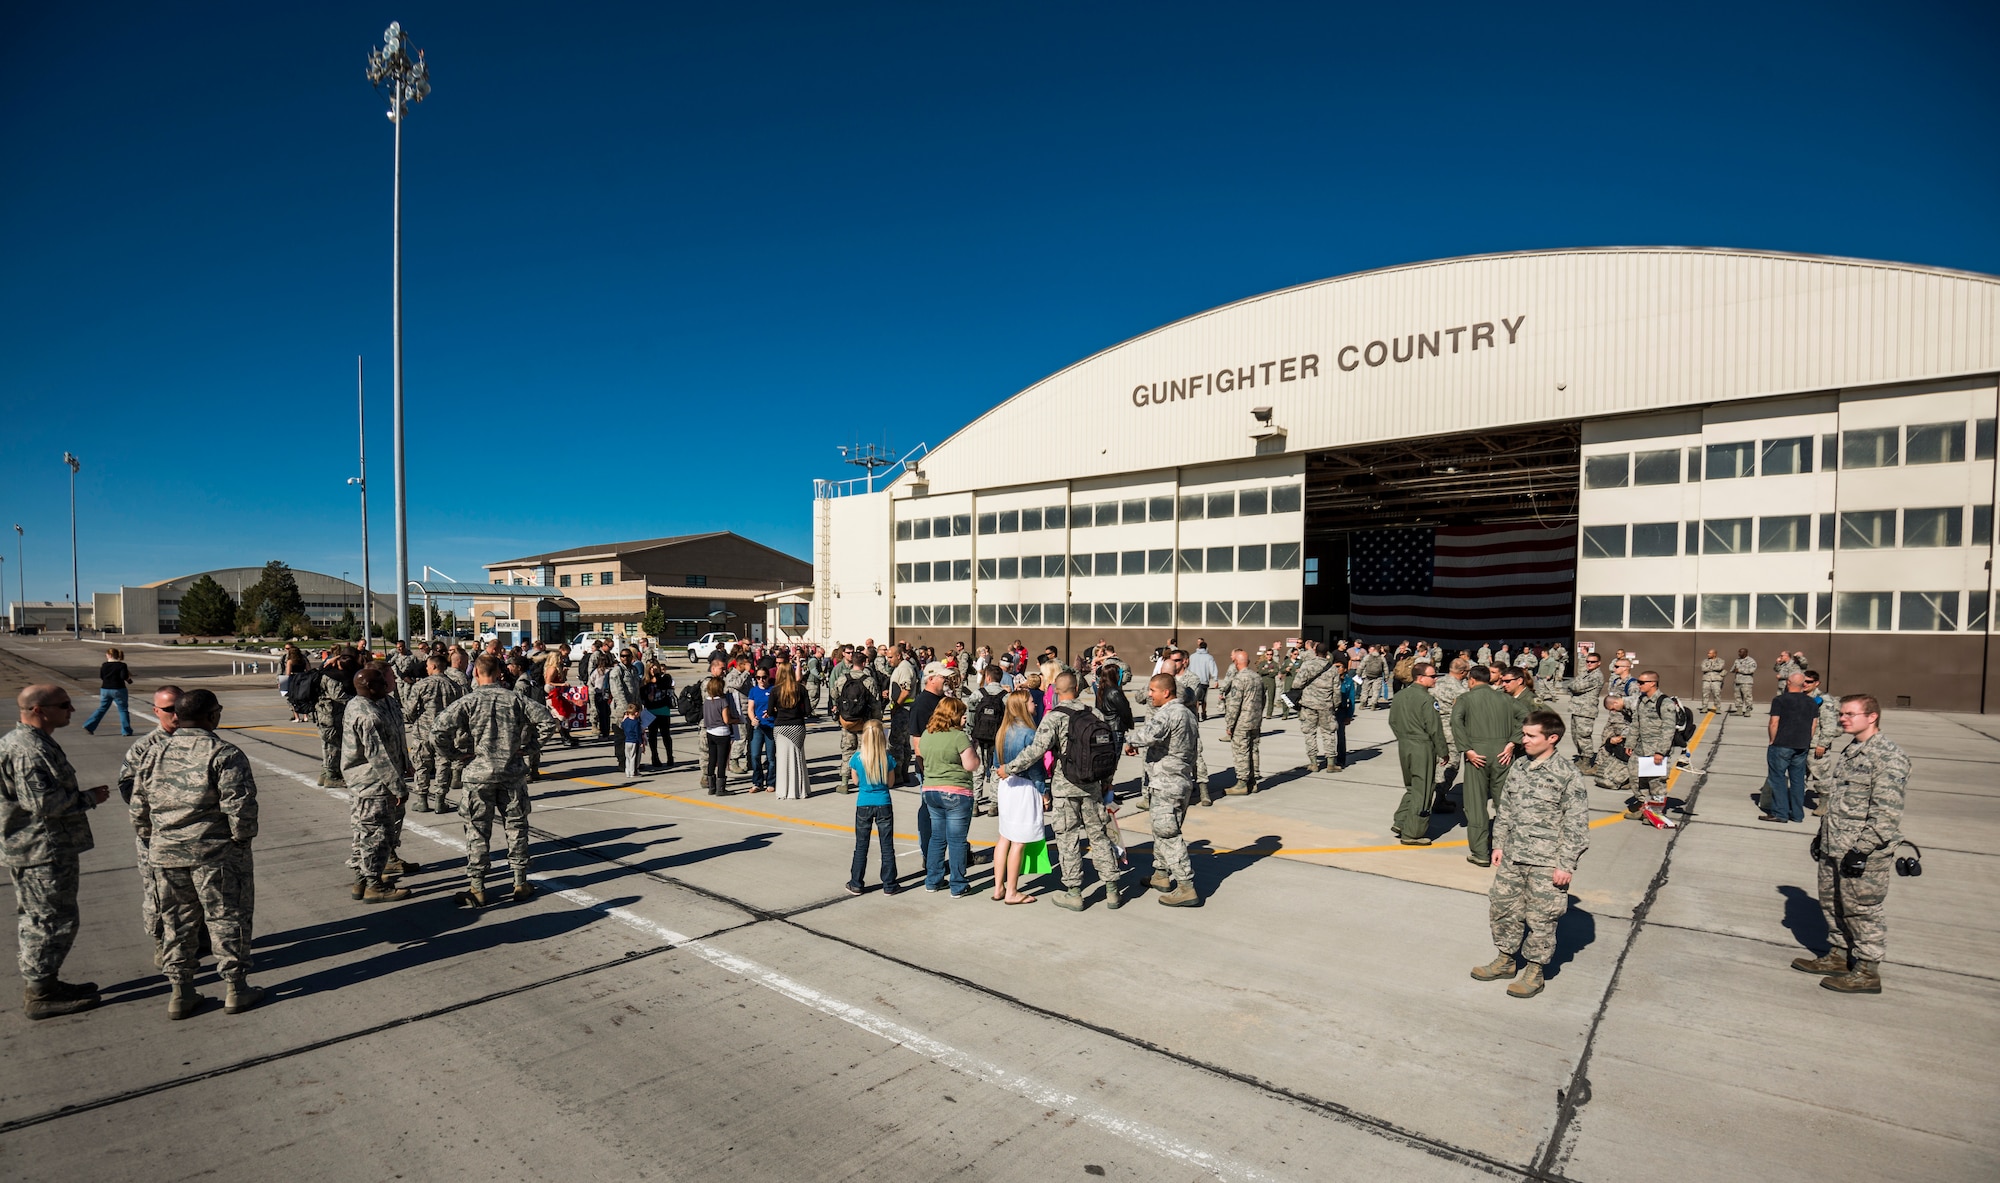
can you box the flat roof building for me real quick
[97,568,395,636]
[813,247,2000,712]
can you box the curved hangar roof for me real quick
[913,247,2000,495]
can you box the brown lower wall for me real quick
[1581,630,1993,714]
[888,627,1303,671]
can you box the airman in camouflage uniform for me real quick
[1291,643,1339,773]
[313,650,358,786]
[343,669,414,904]
[1598,696,1637,803]
[1218,651,1264,794]
[509,657,563,781]
[1431,659,1470,773]
[3,685,110,1018]
[1122,674,1201,906]
[1476,644,1493,667]
[403,656,466,813]
[1562,655,1606,767]
[444,647,473,692]
[1731,650,1758,716]
[1773,651,1800,696]
[1171,658,1215,804]
[1004,675,1124,911]
[1699,649,1726,714]
[830,650,884,792]
[131,689,262,1019]
[432,655,543,907]
[1470,711,1588,999]
[1792,696,1907,994]
[1805,673,1841,815]
[1631,673,1673,804]
[118,685,184,958]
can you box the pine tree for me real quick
[641,603,669,639]
[177,575,238,636]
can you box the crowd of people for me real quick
[0,628,1909,1023]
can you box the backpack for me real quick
[1056,705,1120,785]
[837,674,875,723]
[675,682,703,725]
[287,668,322,712]
[970,691,1006,743]
[1393,656,1416,683]
[642,676,673,709]
[1659,694,1697,747]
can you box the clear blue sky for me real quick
[3,1,1995,607]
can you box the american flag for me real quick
[1348,525,1576,644]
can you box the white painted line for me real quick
[207,721,1273,1181]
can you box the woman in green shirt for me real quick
[919,697,982,897]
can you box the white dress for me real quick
[996,775,1046,843]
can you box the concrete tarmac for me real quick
[2,638,1994,1181]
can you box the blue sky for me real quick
[2,1,1995,607]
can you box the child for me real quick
[846,720,900,896]
[620,703,644,778]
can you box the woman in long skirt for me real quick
[992,689,1048,904]
[771,664,812,798]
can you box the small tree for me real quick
[374,616,397,642]
[333,606,358,640]
[641,603,668,640]
[178,575,238,636]
[280,611,317,640]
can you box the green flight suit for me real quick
[1451,685,1522,863]
[1388,683,1446,839]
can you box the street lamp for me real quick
[62,453,79,636]
[347,354,375,646]
[10,525,20,629]
[366,21,431,677]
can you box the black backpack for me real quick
[970,692,1006,743]
[837,674,875,723]
[675,682,703,725]
[286,668,322,712]
[1057,705,1120,785]
[1659,695,1697,747]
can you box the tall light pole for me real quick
[63,453,80,636]
[11,525,21,628]
[347,354,375,646]
[367,21,430,666]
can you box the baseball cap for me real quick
[923,661,948,679]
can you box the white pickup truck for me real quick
[686,632,737,663]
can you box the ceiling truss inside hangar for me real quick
[1303,423,1581,540]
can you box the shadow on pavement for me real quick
[1777,884,1829,951]
[1184,834,1284,897]
[1546,897,1597,978]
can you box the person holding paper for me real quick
[1632,672,1674,806]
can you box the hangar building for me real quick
[813,248,2000,712]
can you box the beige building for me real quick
[814,247,2000,712]
[481,532,811,643]
[95,568,393,636]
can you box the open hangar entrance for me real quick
[1301,423,1582,647]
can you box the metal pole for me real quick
[13,525,23,623]
[392,77,409,661]
[357,355,374,646]
[64,454,79,636]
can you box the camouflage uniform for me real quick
[1489,752,1590,966]
[1218,665,1264,793]
[1731,655,1758,716]
[1291,653,1338,769]
[1451,685,1519,863]
[1700,656,1726,714]
[1632,689,1673,800]
[1476,645,1492,666]
[1123,699,1199,887]
[1808,692,1842,814]
[1431,673,1468,768]
[1358,652,1388,710]
[1388,682,1446,840]
[313,669,354,783]
[1004,702,1122,897]
[1596,697,1636,796]
[118,726,176,949]
[432,685,542,892]
[1562,666,1605,760]
[1,727,98,983]
[830,664,884,791]
[1813,731,1907,964]
[403,673,466,812]
[1172,671,1215,803]
[341,697,408,885]
[130,729,258,984]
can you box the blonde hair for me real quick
[857,719,889,788]
[1002,688,1038,734]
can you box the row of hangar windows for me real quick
[894,599,1304,630]
[1579,590,1984,632]
[895,484,1305,541]
[1583,507,1994,558]
[1584,419,1997,489]
[896,543,1305,584]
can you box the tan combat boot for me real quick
[513,876,536,902]
[364,879,412,904]
[1148,869,1172,892]
[1470,953,1520,981]
[1790,949,1848,975]
[1821,960,1882,994]
[23,978,99,1020]
[1157,881,1199,907]
[1049,889,1084,911]
[455,885,487,909]
[387,856,422,877]
[224,974,264,1014]
[166,978,205,1021]
[1506,963,1546,998]
[349,879,367,901]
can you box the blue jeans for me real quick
[1766,745,1808,822]
[922,790,974,893]
[850,803,896,888]
[84,688,131,734]
[748,726,774,787]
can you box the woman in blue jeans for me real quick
[83,647,135,736]
[918,698,983,896]
[846,720,899,895]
